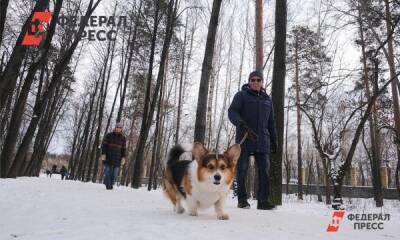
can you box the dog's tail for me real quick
[166,145,185,167]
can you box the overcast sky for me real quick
[47,0,363,154]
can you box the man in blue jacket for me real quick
[228,70,277,210]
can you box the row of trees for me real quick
[0,0,102,178]
[284,0,400,208]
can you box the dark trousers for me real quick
[103,164,119,188]
[236,148,271,202]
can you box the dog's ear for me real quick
[224,144,241,166]
[192,142,208,163]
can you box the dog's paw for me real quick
[176,207,185,214]
[217,213,229,220]
[188,210,198,216]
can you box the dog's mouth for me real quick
[213,181,220,185]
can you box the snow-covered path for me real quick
[1,176,399,240]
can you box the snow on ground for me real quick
[0,176,399,240]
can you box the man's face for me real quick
[114,127,122,133]
[249,76,263,92]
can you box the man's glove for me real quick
[121,157,126,166]
[240,121,258,142]
[271,142,278,154]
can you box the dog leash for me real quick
[239,131,249,145]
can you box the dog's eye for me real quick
[207,165,215,170]
[219,165,226,170]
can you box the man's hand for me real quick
[240,122,258,142]
[100,154,106,161]
[121,157,126,166]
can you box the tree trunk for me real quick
[359,162,365,186]
[129,1,160,187]
[270,0,287,206]
[284,98,290,194]
[131,0,177,188]
[315,158,323,202]
[175,14,188,145]
[89,34,117,182]
[80,93,100,181]
[116,1,142,123]
[357,4,383,206]
[68,103,88,179]
[255,0,263,70]
[215,18,233,150]
[371,58,383,206]
[193,0,223,143]
[0,0,9,47]
[238,1,250,90]
[383,0,400,199]
[0,0,50,111]
[206,73,216,148]
[396,148,400,199]
[294,34,303,200]
[148,57,167,190]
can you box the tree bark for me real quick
[0,0,9,47]
[193,0,223,143]
[294,34,303,200]
[284,99,290,194]
[255,0,263,70]
[270,0,287,206]
[148,60,166,190]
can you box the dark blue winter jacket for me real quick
[228,84,277,153]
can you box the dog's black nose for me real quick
[214,174,221,181]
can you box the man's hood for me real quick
[241,84,270,99]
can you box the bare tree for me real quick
[270,0,287,205]
[194,0,223,143]
[131,0,179,188]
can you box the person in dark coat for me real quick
[51,165,57,178]
[228,70,277,210]
[101,122,126,190]
[60,166,68,180]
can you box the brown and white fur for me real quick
[163,142,241,220]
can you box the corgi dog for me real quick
[163,142,241,220]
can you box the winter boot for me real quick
[257,200,275,210]
[237,200,251,209]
